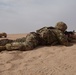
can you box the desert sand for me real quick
[0,34,76,75]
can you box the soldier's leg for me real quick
[0,39,14,51]
[6,32,41,51]
[5,37,26,51]
[15,37,26,42]
[6,42,25,51]
[22,32,41,50]
[0,39,13,46]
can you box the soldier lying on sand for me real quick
[0,22,76,51]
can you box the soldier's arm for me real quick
[69,32,76,43]
[64,31,76,43]
[72,32,76,39]
[56,30,70,46]
[58,34,69,46]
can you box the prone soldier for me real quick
[5,21,70,51]
[0,21,76,51]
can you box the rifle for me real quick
[64,30,76,42]
[64,30,75,37]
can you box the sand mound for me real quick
[0,34,76,75]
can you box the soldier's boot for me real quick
[0,46,6,51]
[5,42,26,51]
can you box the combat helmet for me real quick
[55,22,67,32]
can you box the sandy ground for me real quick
[0,34,76,75]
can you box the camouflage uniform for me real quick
[6,32,41,51]
[36,26,68,46]
[14,37,26,42]
[22,32,41,50]
[0,39,13,51]
[0,39,13,46]
[6,42,25,51]
[36,27,58,45]
[6,27,69,51]
[2,22,69,51]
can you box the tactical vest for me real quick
[36,27,58,45]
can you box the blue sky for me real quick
[0,0,76,33]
